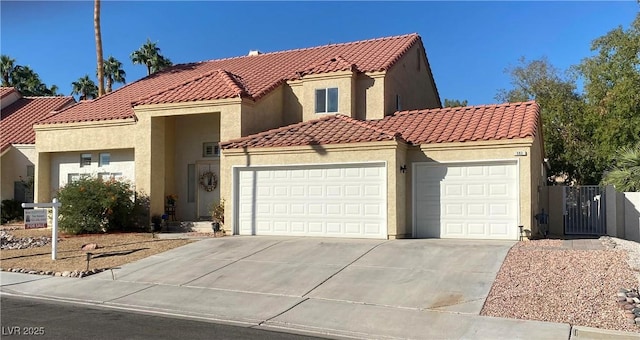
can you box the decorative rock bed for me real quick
[0,267,109,278]
[0,230,59,250]
[617,288,640,326]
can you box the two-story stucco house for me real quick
[33,34,440,220]
[32,34,546,240]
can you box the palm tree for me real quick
[94,0,105,96]
[602,143,640,192]
[1,55,16,86]
[130,39,173,75]
[13,66,44,96]
[102,56,126,92]
[71,75,98,100]
[151,55,172,74]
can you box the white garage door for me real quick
[414,161,519,240]
[236,163,387,238]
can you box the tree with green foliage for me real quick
[444,99,468,107]
[102,56,126,93]
[1,55,16,86]
[496,57,595,184]
[1,55,59,96]
[602,143,640,192]
[578,13,640,179]
[71,75,98,100]
[497,13,640,185]
[130,39,173,75]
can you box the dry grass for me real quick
[0,226,192,274]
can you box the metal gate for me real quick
[563,186,606,235]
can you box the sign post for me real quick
[22,198,61,260]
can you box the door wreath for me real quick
[199,171,218,192]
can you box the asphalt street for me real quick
[0,295,325,340]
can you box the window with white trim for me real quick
[80,154,91,167]
[99,153,110,167]
[203,142,220,158]
[315,87,338,113]
[98,172,122,181]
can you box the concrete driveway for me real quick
[89,236,513,315]
[3,236,577,339]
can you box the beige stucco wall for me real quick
[34,120,137,202]
[528,127,547,236]
[241,86,285,136]
[356,72,385,120]
[384,43,441,115]
[171,113,221,220]
[1,145,36,201]
[220,141,404,238]
[35,120,137,153]
[547,185,564,235]
[293,71,356,123]
[405,138,538,237]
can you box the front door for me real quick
[196,161,220,220]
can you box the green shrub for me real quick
[1,199,24,224]
[56,176,144,234]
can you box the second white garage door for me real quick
[414,161,519,240]
[236,163,387,238]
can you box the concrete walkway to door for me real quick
[1,236,573,339]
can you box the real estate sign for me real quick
[24,209,47,229]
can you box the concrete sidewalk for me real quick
[0,237,636,339]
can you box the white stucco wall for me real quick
[624,192,640,242]
[51,149,135,191]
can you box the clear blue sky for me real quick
[1,1,637,105]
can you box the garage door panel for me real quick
[444,223,464,235]
[489,223,510,235]
[415,161,518,240]
[237,163,386,238]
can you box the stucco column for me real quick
[393,143,409,238]
[34,152,51,203]
[135,115,166,217]
[220,107,242,141]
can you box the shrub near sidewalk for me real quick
[56,176,148,234]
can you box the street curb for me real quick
[570,325,640,339]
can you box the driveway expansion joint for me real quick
[300,240,391,298]
[179,240,285,286]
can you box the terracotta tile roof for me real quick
[40,33,421,124]
[0,87,17,100]
[1,95,75,152]
[220,114,399,149]
[134,69,248,105]
[371,101,540,145]
[298,56,356,77]
[221,101,540,149]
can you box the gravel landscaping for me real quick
[481,237,640,333]
[0,227,193,277]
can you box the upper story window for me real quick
[99,153,110,167]
[315,87,338,113]
[80,153,92,167]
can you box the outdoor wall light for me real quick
[400,165,407,173]
[518,225,524,241]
